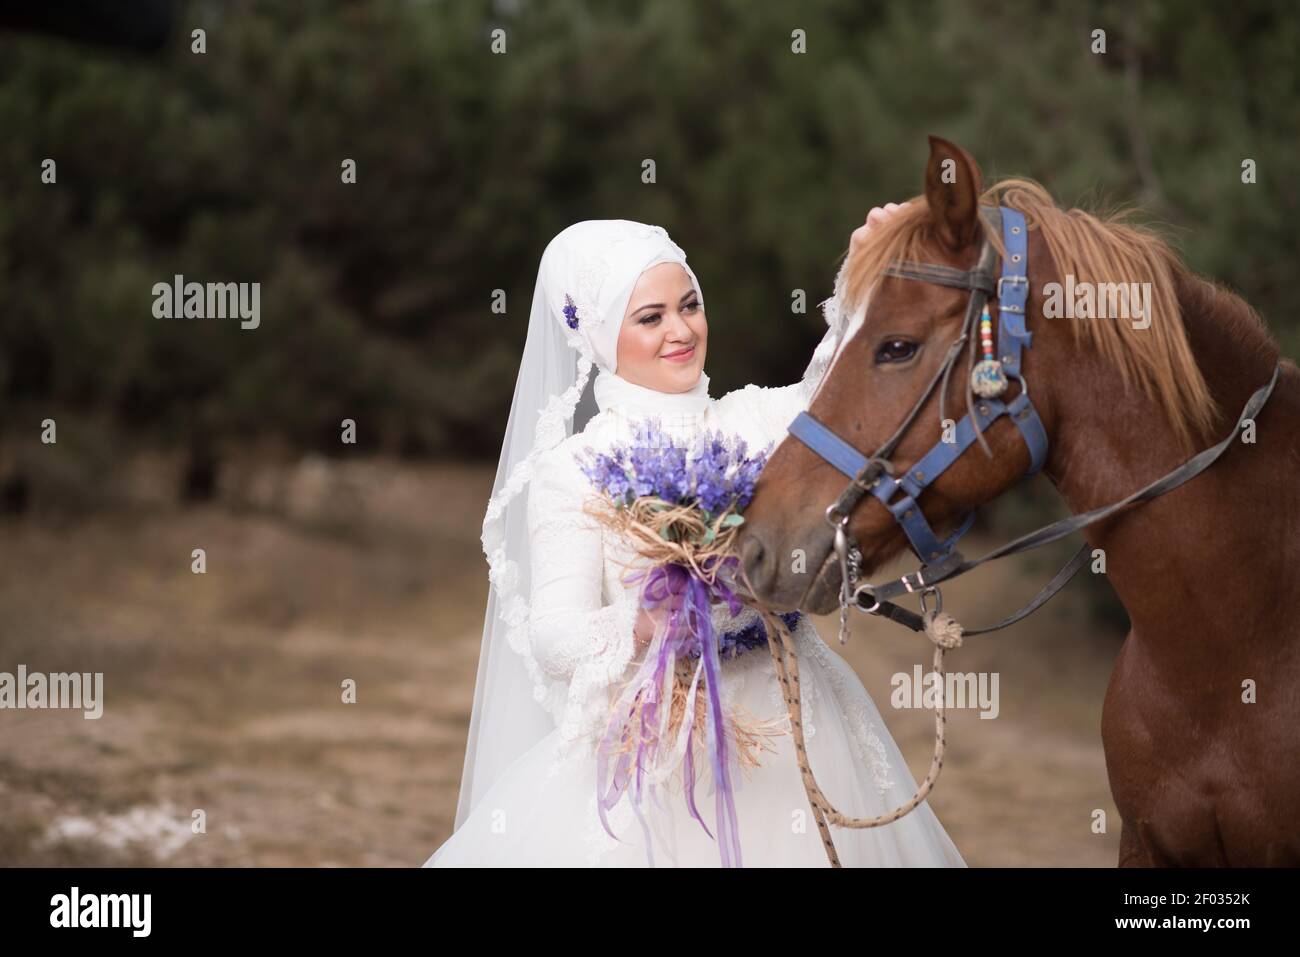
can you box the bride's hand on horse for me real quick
[850,202,904,252]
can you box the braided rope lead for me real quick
[759,607,964,868]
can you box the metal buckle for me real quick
[997,275,1028,298]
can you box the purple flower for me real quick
[576,449,631,503]
[574,418,774,525]
[562,294,579,329]
[684,611,803,660]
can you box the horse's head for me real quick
[738,136,1065,613]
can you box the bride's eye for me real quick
[638,313,660,325]
[874,338,917,364]
[683,298,700,312]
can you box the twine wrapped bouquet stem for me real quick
[583,494,790,777]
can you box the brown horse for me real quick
[737,136,1300,866]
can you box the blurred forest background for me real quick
[0,0,1296,866]
[3,0,1297,481]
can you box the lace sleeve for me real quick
[716,379,813,449]
[526,445,640,743]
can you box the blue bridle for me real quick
[789,205,1047,567]
[777,204,1283,639]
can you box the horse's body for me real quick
[738,137,1300,865]
[1053,267,1300,865]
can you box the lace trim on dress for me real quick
[482,356,604,756]
[798,620,895,796]
[581,785,637,865]
[549,593,641,764]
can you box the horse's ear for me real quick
[924,135,983,250]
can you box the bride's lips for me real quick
[661,345,696,363]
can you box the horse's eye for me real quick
[874,338,917,364]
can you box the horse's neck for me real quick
[1040,274,1296,660]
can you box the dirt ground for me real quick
[0,457,1124,866]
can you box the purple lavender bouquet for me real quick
[573,418,793,868]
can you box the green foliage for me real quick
[1,0,1296,459]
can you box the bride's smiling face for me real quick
[615,262,707,392]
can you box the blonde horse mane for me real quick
[840,177,1256,449]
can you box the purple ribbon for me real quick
[595,558,747,867]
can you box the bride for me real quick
[424,214,965,867]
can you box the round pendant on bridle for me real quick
[970,304,1007,398]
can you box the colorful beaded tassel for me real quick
[970,304,1008,398]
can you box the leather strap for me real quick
[995,208,1032,378]
[865,361,1283,607]
[856,543,1091,635]
[883,262,997,293]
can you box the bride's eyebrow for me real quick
[630,290,696,315]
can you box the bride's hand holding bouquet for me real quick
[573,417,785,866]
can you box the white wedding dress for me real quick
[425,371,966,867]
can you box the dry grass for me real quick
[0,456,1121,866]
